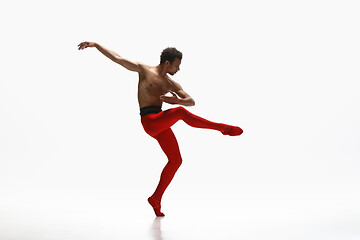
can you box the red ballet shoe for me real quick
[148,196,165,217]
[222,126,243,136]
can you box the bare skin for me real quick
[78,41,195,108]
[78,42,243,217]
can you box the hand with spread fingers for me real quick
[78,41,96,50]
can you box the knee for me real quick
[175,106,185,112]
[177,158,183,167]
[175,106,187,116]
[169,156,182,169]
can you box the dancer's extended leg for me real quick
[141,106,243,137]
[148,128,182,217]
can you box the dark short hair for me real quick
[160,47,182,64]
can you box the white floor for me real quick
[1,194,359,240]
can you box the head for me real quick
[160,47,182,75]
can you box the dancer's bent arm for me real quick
[160,82,195,107]
[78,41,141,73]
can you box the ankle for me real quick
[149,196,161,206]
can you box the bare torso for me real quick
[77,42,193,108]
[137,65,176,108]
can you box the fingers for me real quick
[78,43,84,50]
[160,92,178,103]
[79,42,88,50]
[160,95,171,101]
[77,42,89,50]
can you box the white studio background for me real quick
[1,0,360,239]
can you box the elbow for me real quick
[180,97,195,106]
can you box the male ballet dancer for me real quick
[78,42,243,217]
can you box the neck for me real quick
[155,64,167,76]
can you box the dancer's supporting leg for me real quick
[148,128,182,217]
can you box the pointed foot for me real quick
[222,126,243,136]
[148,196,165,217]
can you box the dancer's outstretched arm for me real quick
[78,41,142,73]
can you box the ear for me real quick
[165,60,170,66]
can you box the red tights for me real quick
[141,106,242,216]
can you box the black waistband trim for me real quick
[140,106,162,117]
